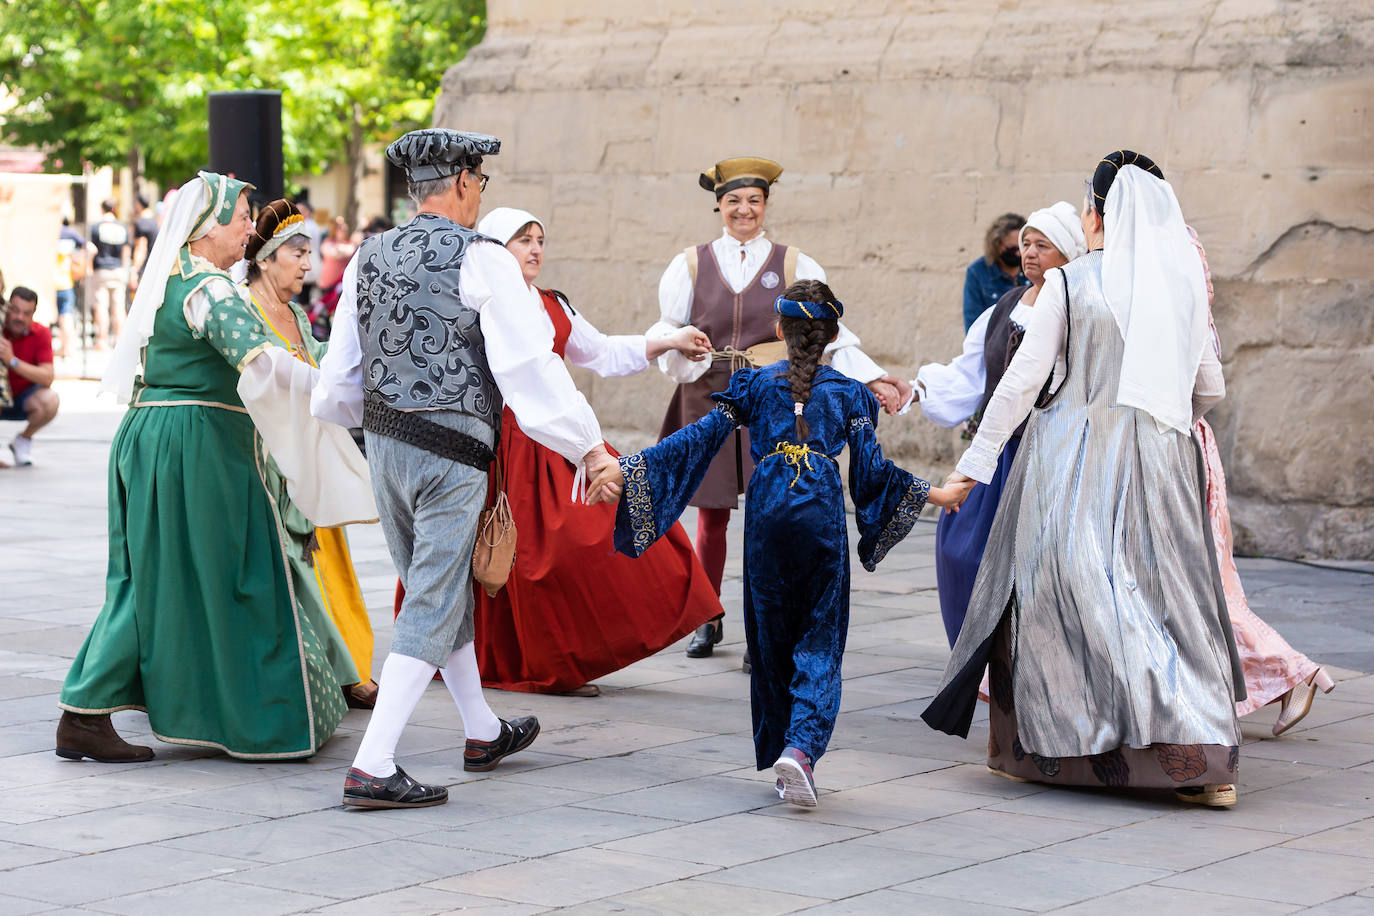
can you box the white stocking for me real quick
[440,641,501,741]
[350,652,436,778]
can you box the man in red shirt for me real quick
[1,286,60,466]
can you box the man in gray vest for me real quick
[313,128,617,808]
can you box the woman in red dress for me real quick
[394,208,722,695]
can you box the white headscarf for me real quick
[1020,201,1087,261]
[1102,166,1210,434]
[477,207,543,246]
[101,174,247,403]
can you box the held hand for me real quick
[581,444,623,504]
[881,376,914,410]
[867,379,899,415]
[586,461,626,504]
[674,325,712,361]
[927,475,976,513]
[0,338,12,364]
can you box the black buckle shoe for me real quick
[342,765,448,809]
[464,716,540,772]
[686,617,724,658]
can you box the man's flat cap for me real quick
[386,129,501,183]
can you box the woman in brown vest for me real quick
[649,157,901,663]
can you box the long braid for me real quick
[778,279,840,443]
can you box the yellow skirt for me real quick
[312,526,373,684]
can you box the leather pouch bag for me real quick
[472,462,516,597]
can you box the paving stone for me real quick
[412,806,675,858]
[982,786,1178,827]
[429,847,715,907]
[0,839,73,871]
[1048,884,1299,914]
[1300,896,1374,915]
[1283,816,1374,858]
[0,895,64,915]
[852,808,1104,861]
[10,800,262,854]
[220,838,514,901]
[501,748,738,794]
[1155,846,1374,906]
[0,845,244,907]
[597,810,866,866]
[569,879,823,915]
[574,774,783,822]
[897,850,1170,910]
[311,886,544,915]
[696,839,970,899]
[82,877,329,916]
[1039,818,1289,870]
[797,889,1036,914]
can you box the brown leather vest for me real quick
[657,240,789,508]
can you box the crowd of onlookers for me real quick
[0,194,395,467]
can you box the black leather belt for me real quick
[362,396,495,470]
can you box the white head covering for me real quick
[1101,166,1210,434]
[477,207,543,245]
[101,172,251,403]
[1020,201,1087,261]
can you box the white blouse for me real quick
[312,240,603,467]
[955,265,1225,484]
[648,229,884,385]
[532,286,650,378]
[907,297,1038,428]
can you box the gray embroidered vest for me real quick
[355,213,501,427]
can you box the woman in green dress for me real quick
[57,172,374,761]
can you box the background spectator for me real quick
[54,218,93,358]
[1,286,59,467]
[89,198,131,349]
[961,212,1028,331]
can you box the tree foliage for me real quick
[0,0,485,213]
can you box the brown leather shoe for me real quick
[55,711,155,762]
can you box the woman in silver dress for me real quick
[922,151,1244,807]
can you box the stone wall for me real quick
[434,0,1374,558]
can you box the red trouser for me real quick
[696,507,730,611]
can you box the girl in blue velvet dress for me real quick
[601,280,969,806]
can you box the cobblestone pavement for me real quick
[1,382,1371,914]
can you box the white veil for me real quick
[101,176,222,403]
[1101,166,1210,434]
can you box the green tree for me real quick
[0,0,254,190]
[0,0,485,215]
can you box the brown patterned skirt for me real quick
[986,619,1238,788]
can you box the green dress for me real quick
[60,248,356,759]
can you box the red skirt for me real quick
[395,407,723,692]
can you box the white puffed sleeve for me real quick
[311,256,364,428]
[956,268,1068,484]
[913,305,995,427]
[462,243,602,465]
[649,251,709,384]
[563,302,651,377]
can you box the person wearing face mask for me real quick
[961,213,1029,332]
[896,202,1086,646]
[244,199,379,711]
[651,157,899,665]
[57,173,375,764]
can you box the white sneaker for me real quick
[10,435,33,466]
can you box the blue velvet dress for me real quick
[614,364,930,770]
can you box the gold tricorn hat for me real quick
[699,157,783,199]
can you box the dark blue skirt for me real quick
[934,436,1021,647]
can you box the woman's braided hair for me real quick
[777,279,839,443]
